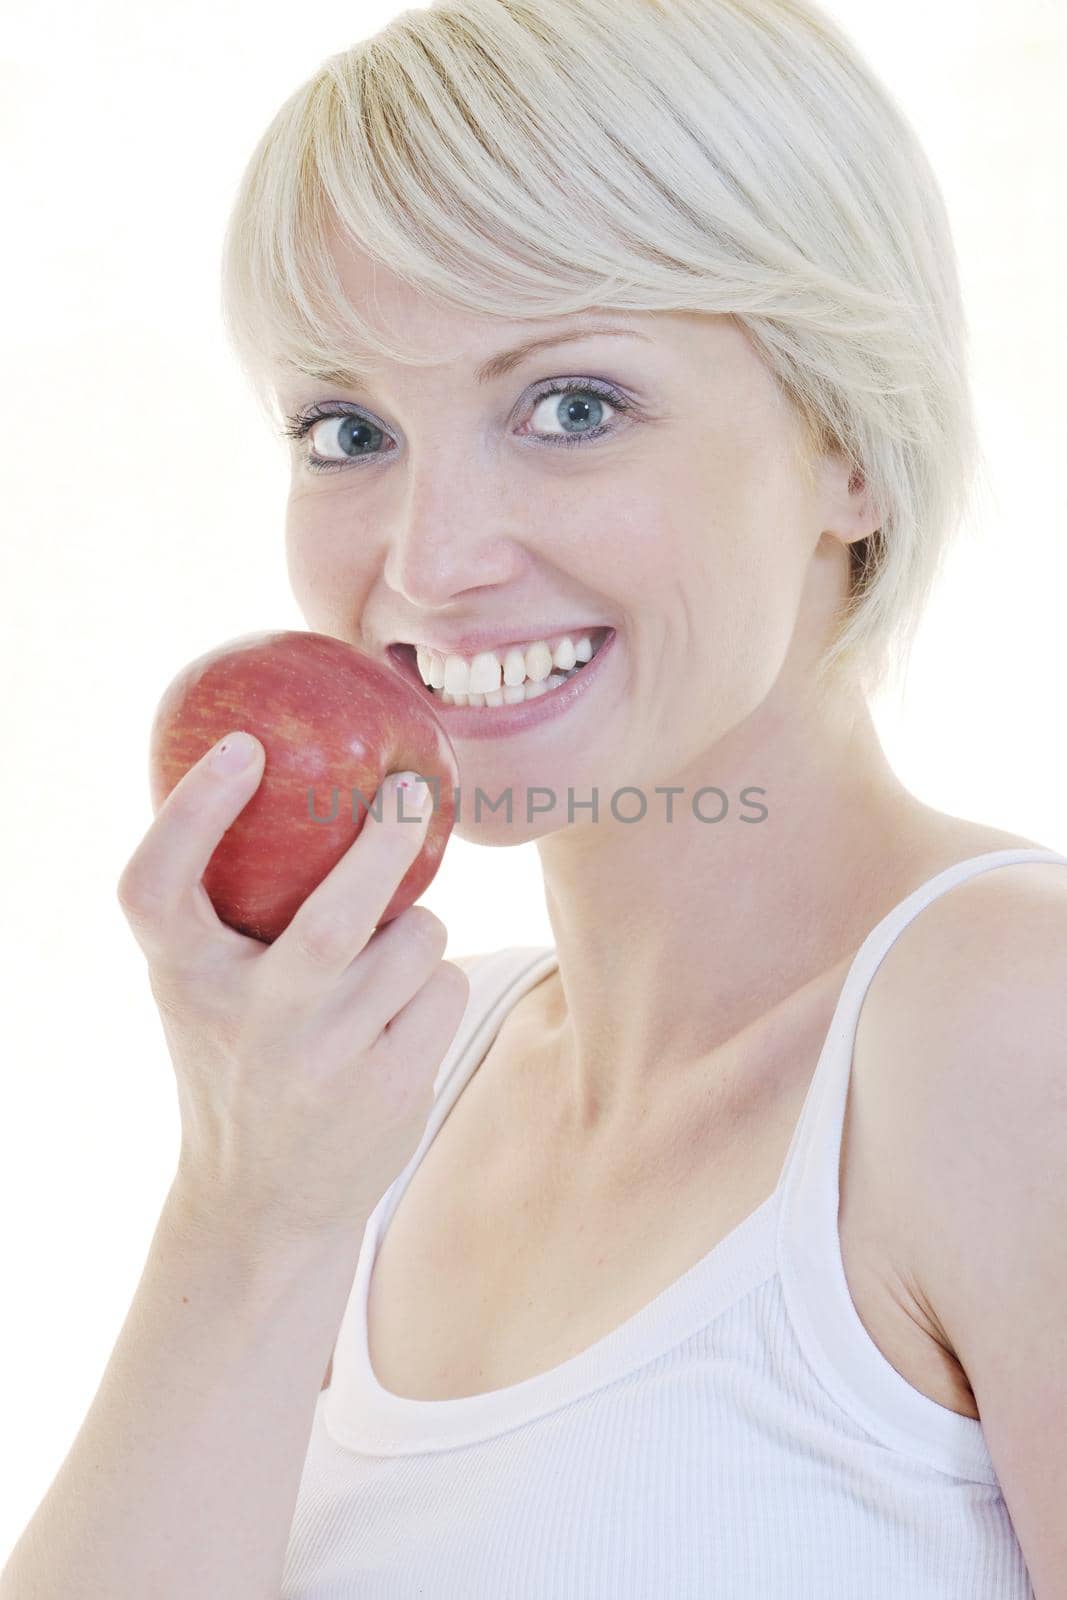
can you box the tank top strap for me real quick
[775,845,1067,1477]
[432,945,558,1103]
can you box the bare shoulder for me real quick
[906,850,1067,962]
[450,951,488,976]
[854,853,1067,1591]
[855,849,1067,1208]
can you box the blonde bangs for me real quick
[219,0,984,700]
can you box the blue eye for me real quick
[285,410,387,471]
[279,379,636,474]
[526,385,612,441]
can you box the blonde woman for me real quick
[4,1,1064,1596]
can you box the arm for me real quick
[315,950,483,1398]
[3,742,465,1596]
[861,863,1067,1600]
[0,1183,364,1600]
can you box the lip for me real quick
[386,628,618,741]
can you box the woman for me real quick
[4,1,1064,1596]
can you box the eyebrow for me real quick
[289,324,653,392]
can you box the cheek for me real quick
[644,443,816,716]
[618,467,800,650]
[695,417,815,599]
[284,499,373,634]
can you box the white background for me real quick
[1,0,1064,1555]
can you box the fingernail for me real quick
[392,771,432,820]
[211,731,259,772]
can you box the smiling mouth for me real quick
[388,628,612,708]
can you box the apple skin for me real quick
[148,630,459,944]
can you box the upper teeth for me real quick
[415,632,599,695]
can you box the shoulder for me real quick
[853,854,1067,1258]
[449,949,509,986]
[450,947,553,973]
[857,853,1067,1226]
[858,856,1067,1097]
[450,947,558,999]
[866,843,1067,1108]
[858,856,1067,1592]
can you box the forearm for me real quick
[0,1183,361,1600]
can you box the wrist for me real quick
[161,1172,365,1278]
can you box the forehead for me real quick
[330,244,500,359]
[323,242,663,376]
[270,225,754,399]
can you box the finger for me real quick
[116,730,265,964]
[322,904,449,1040]
[377,959,472,1075]
[263,771,434,988]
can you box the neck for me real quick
[532,671,938,1139]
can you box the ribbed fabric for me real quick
[281,848,1066,1598]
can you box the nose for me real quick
[382,450,524,611]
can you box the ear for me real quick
[820,451,882,547]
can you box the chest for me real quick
[364,1014,977,1418]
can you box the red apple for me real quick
[148,630,458,943]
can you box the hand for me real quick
[116,732,469,1246]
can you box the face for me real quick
[276,250,869,842]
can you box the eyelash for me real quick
[278,378,636,475]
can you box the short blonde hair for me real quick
[219,0,985,701]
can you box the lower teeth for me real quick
[435,661,586,707]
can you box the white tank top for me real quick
[281,847,1066,1598]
